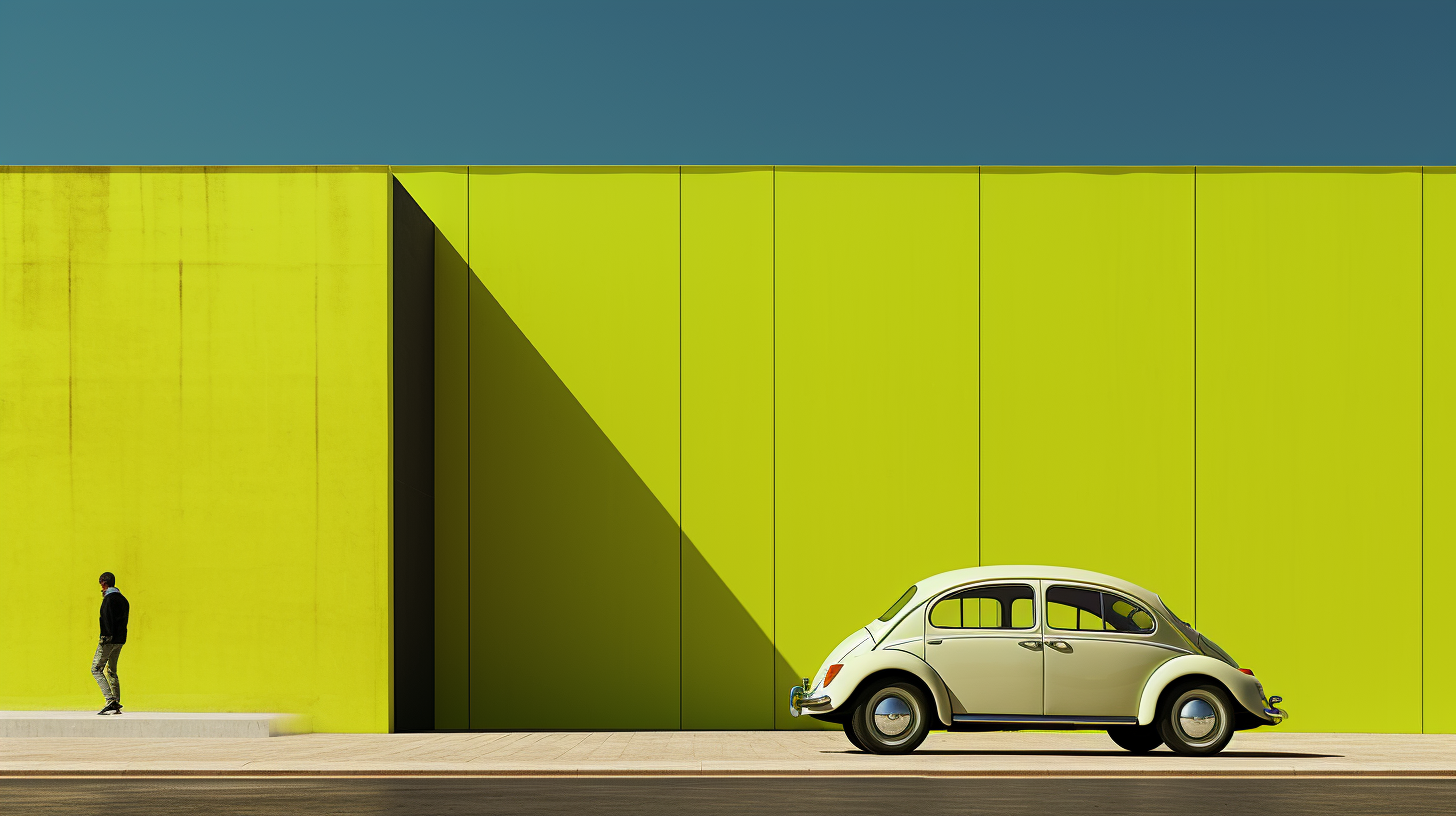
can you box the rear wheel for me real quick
[1107,724,1163,753]
[849,681,930,755]
[1157,681,1235,756]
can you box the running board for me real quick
[952,714,1138,726]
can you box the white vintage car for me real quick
[788,565,1287,756]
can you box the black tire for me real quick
[843,724,867,752]
[1107,724,1163,753]
[1156,681,1236,756]
[849,680,931,755]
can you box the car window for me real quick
[929,584,1035,630]
[1046,586,1104,630]
[1103,594,1156,633]
[878,586,917,622]
[1046,586,1155,633]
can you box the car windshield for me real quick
[878,586,917,622]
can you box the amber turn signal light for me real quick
[823,664,844,687]
[1238,668,1254,675]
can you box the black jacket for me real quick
[99,590,129,645]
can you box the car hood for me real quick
[811,628,873,690]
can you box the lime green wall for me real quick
[773,168,981,729]
[1425,168,1455,734]
[0,167,392,732]
[465,168,681,729]
[9,166,1439,734]
[404,166,1447,734]
[1195,168,1423,733]
[980,169,1195,614]
[681,168,776,728]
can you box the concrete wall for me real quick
[396,166,1452,734]
[2,166,1447,735]
[0,167,392,732]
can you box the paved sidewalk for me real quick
[3,730,1454,777]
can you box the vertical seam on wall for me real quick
[772,165,778,727]
[1192,166,1198,629]
[977,167,982,567]
[67,243,74,501]
[678,166,684,731]
[466,167,472,729]
[314,208,321,667]
[1420,166,1425,734]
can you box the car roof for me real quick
[912,565,1160,606]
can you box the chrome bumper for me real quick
[1262,695,1288,725]
[788,679,832,718]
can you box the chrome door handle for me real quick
[927,640,943,645]
[1046,640,1073,653]
[1017,640,1043,651]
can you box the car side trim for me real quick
[952,714,1139,726]
[1051,636,1193,655]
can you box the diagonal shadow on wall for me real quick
[456,240,816,730]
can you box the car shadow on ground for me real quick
[825,750,1343,759]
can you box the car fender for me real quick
[816,647,954,726]
[1137,654,1266,725]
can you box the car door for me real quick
[1041,584,1179,717]
[925,582,1043,715]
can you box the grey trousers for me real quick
[91,641,122,704]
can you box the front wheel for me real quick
[849,681,930,755]
[843,724,867,752]
[1107,724,1163,753]
[1156,681,1236,756]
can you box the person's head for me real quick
[98,572,115,591]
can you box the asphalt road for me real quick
[2,777,1452,816]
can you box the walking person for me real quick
[92,572,129,715]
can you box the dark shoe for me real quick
[97,701,121,715]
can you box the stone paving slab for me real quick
[1,729,1452,777]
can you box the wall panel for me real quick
[681,168,775,728]
[980,168,1195,613]
[774,168,978,728]
[1425,167,1456,734]
[395,167,472,730]
[0,167,391,732]
[173,169,321,719]
[1195,168,1422,733]
[0,170,107,709]
[313,169,393,733]
[467,168,680,729]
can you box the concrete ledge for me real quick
[0,711,310,739]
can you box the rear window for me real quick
[1046,586,1155,633]
[878,586,917,622]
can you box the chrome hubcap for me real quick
[871,692,915,739]
[1177,696,1219,741]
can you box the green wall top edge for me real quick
[5,165,1446,174]
[0,165,389,174]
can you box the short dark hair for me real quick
[99,572,115,588]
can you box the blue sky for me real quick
[0,0,1451,165]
